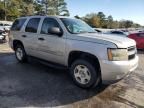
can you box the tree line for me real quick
[75,12,142,28]
[0,0,69,20]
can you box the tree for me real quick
[132,23,141,28]
[40,0,69,16]
[112,21,119,28]
[83,13,100,27]
[20,0,34,16]
[56,0,69,16]
[97,12,105,19]
[0,0,70,20]
[107,15,113,29]
[119,20,134,28]
[3,0,22,20]
[82,12,141,29]
[0,0,34,20]
[89,16,101,28]
[83,12,106,28]
[124,20,133,28]
[34,0,44,15]
[97,12,106,27]
[0,1,5,20]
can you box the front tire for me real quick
[15,44,27,63]
[70,59,98,88]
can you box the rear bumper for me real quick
[100,55,139,82]
[9,39,14,50]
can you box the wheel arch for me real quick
[68,51,101,77]
[13,40,24,51]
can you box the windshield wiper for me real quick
[75,31,96,34]
[79,31,88,33]
[88,32,97,33]
[75,31,88,34]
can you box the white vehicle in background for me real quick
[0,30,7,42]
[0,21,12,42]
[93,28,130,37]
[106,30,129,37]
[0,21,12,31]
[0,31,4,40]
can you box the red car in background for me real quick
[128,32,144,49]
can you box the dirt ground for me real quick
[0,43,144,108]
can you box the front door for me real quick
[37,18,66,65]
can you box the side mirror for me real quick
[48,27,63,36]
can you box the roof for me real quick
[18,15,72,19]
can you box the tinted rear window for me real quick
[0,23,3,26]
[11,18,27,31]
[25,18,40,33]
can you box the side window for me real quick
[25,18,40,33]
[11,18,26,31]
[0,23,3,26]
[111,31,117,34]
[112,31,123,34]
[138,33,144,37]
[4,24,9,26]
[41,18,60,34]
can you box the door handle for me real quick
[38,37,45,41]
[22,35,27,38]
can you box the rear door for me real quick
[22,17,41,57]
[10,18,27,47]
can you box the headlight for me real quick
[107,48,128,61]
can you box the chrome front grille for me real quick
[128,46,136,60]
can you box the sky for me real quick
[65,0,144,26]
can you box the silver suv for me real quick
[9,16,139,88]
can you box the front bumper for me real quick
[100,55,139,82]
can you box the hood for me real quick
[70,33,136,48]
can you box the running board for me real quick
[28,56,68,70]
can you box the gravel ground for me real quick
[0,43,144,108]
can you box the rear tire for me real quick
[15,44,27,63]
[70,59,99,88]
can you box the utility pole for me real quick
[56,0,59,15]
[32,0,35,15]
[4,0,7,20]
[45,1,48,15]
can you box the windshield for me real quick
[60,18,96,34]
